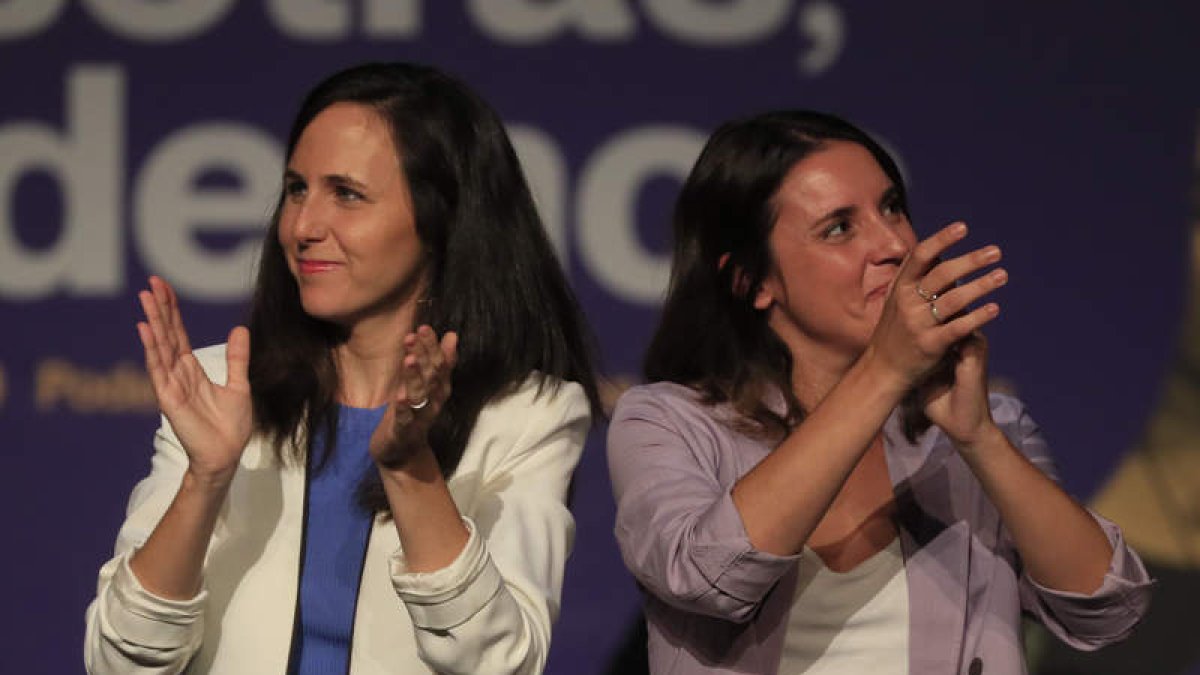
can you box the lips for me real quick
[297,259,341,274]
[866,274,899,301]
[866,283,891,300]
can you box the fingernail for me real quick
[991,269,1008,285]
[953,222,967,236]
[984,246,1001,261]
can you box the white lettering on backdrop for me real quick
[0,2,847,304]
[0,0,843,59]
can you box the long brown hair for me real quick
[247,62,600,511]
[645,110,933,440]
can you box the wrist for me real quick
[183,465,236,493]
[377,443,442,485]
[956,421,1006,457]
[857,346,914,399]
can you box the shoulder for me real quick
[470,373,591,449]
[609,381,747,458]
[484,373,589,420]
[612,381,709,424]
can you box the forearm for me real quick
[129,470,230,600]
[379,447,470,572]
[960,425,1113,594]
[732,349,909,555]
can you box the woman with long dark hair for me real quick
[607,111,1151,673]
[86,62,598,674]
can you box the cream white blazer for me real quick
[85,345,590,674]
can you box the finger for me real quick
[401,352,429,408]
[414,325,442,379]
[140,288,177,373]
[440,331,459,370]
[401,331,432,387]
[162,277,194,356]
[899,221,968,283]
[391,395,414,427]
[225,326,251,392]
[933,303,1000,347]
[149,277,180,357]
[922,245,1002,297]
[930,268,1008,317]
[137,321,170,397]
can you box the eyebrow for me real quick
[813,205,855,230]
[283,168,370,193]
[879,185,902,206]
[811,184,901,229]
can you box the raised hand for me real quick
[369,325,459,469]
[868,222,1006,388]
[919,329,997,448]
[136,276,252,483]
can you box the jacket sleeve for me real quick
[84,346,231,674]
[607,386,799,623]
[388,378,590,675]
[83,416,206,675]
[998,395,1154,650]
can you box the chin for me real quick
[298,294,353,325]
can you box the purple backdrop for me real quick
[2,2,1197,673]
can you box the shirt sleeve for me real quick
[607,385,799,623]
[997,395,1155,649]
[389,378,590,675]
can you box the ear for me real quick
[752,277,776,311]
[719,252,764,304]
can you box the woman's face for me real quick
[754,141,916,360]
[278,102,427,328]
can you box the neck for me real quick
[787,338,861,412]
[333,304,419,408]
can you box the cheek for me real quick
[276,209,296,248]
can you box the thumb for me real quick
[225,326,251,391]
[441,331,459,369]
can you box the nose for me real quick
[290,200,327,247]
[866,217,909,265]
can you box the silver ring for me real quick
[409,397,429,410]
[929,302,944,324]
[916,285,939,302]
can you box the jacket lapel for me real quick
[884,413,970,675]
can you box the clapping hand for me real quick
[369,325,459,469]
[136,276,252,484]
[870,222,1007,447]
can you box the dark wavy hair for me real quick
[645,110,933,439]
[247,62,600,512]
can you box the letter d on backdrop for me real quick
[0,66,124,299]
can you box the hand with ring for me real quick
[868,221,1008,387]
[369,325,459,468]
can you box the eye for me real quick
[334,184,365,203]
[881,193,906,218]
[284,178,306,201]
[822,220,850,239]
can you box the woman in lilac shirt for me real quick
[607,111,1152,674]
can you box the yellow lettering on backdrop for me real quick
[35,358,156,413]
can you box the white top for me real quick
[777,536,910,675]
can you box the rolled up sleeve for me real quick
[608,386,798,623]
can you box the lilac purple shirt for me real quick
[608,383,1153,674]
